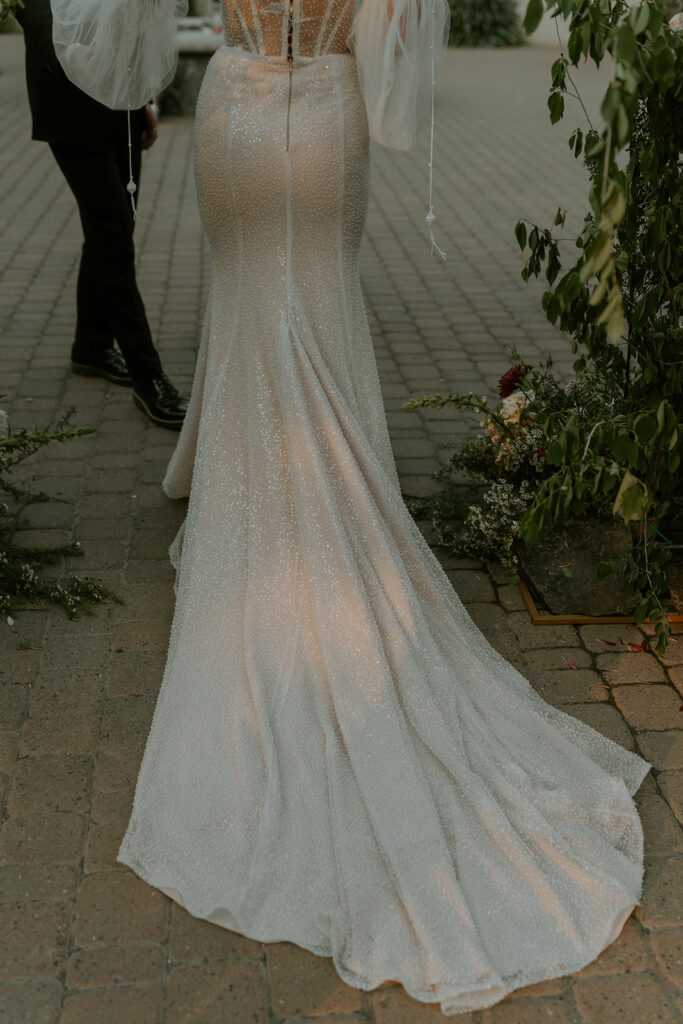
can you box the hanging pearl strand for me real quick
[125,25,138,220]
[425,0,445,260]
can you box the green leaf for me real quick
[548,91,565,125]
[634,414,656,443]
[568,28,583,65]
[571,129,584,157]
[657,244,671,273]
[601,84,621,124]
[648,4,663,35]
[640,144,659,178]
[546,440,564,466]
[656,401,667,433]
[524,0,544,35]
[551,57,567,88]
[630,4,650,35]
[615,103,631,146]
[585,135,605,161]
[615,23,638,64]
[515,221,527,251]
[633,600,648,625]
[612,471,649,522]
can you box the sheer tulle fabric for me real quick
[50,0,188,109]
[49,0,448,150]
[349,0,450,150]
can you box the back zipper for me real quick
[285,0,294,150]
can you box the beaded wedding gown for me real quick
[51,0,649,1014]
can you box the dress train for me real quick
[118,46,649,1016]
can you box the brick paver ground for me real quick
[1,31,682,1024]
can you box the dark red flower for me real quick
[498,363,532,399]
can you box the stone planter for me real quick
[516,519,639,617]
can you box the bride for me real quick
[50,0,648,1014]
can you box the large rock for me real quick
[517,519,638,617]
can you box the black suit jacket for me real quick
[15,0,145,145]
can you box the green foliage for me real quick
[522,0,683,342]
[411,2,682,648]
[405,361,626,568]
[448,0,523,47]
[513,0,683,651]
[0,407,120,619]
[0,0,23,28]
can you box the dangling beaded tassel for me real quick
[426,0,445,260]
[126,108,138,220]
[123,29,137,219]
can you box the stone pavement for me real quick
[1,31,682,1024]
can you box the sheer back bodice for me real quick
[221,0,356,57]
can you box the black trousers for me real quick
[50,132,162,383]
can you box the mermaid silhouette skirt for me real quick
[118,47,649,1016]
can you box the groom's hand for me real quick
[141,102,160,151]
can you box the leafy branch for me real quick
[0,405,121,620]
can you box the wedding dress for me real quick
[51,0,649,1014]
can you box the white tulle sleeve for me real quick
[348,0,449,151]
[50,0,188,110]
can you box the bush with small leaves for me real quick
[0,406,121,619]
[448,0,522,47]
[407,3,682,653]
[516,0,683,651]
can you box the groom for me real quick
[13,0,188,430]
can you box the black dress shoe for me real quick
[71,347,133,385]
[133,373,188,430]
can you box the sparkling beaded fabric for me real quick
[118,3,649,1016]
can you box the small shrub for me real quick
[0,406,120,619]
[448,0,523,47]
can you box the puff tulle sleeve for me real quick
[348,0,450,151]
[50,0,188,110]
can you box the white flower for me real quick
[500,392,528,423]
[670,13,683,32]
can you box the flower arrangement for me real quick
[406,347,680,648]
[405,357,626,567]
